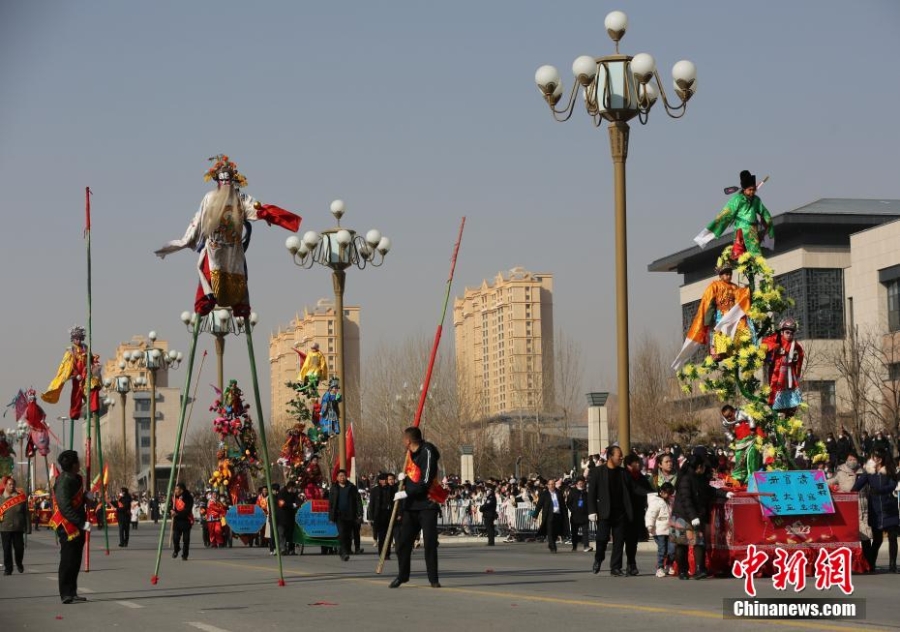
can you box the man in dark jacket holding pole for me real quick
[49,450,89,604]
[389,427,442,589]
[276,480,299,555]
[115,487,132,547]
[170,483,194,561]
[370,473,394,559]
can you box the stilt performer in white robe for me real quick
[155,155,301,317]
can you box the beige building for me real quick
[453,267,554,418]
[98,335,184,491]
[268,299,361,430]
[650,198,900,434]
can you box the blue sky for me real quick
[2,0,899,431]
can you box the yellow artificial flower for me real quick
[681,384,692,395]
[721,357,736,370]
[703,356,716,368]
[760,385,771,396]
[699,383,709,394]
[738,253,752,264]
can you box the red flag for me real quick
[332,424,355,482]
[84,187,92,237]
[731,228,747,259]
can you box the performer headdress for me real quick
[778,317,798,332]
[739,170,757,190]
[715,262,733,274]
[204,154,248,188]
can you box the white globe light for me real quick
[216,309,230,323]
[604,10,628,37]
[118,361,126,370]
[358,243,371,258]
[249,312,259,325]
[180,311,192,324]
[674,77,698,100]
[103,378,112,388]
[572,55,597,85]
[330,199,346,215]
[285,235,301,254]
[639,82,659,105]
[534,65,560,91]
[298,243,309,257]
[150,349,161,360]
[168,350,178,360]
[377,236,391,254]
[630,53,656,83]
[122,351,132,362]
[365,229,382,247]
[336,229,352,245]
[672,60,697,89]
[148,331,157,341]
[176,352,184,361]
[303,231,320,248]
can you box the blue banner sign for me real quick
[295,499,338,538]
[747,470,835,517]
[224,504,267,534]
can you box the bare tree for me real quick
[630,336,677,448]
[829,327,877,439]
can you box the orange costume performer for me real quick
[672,263,752,370]
[42,326,101,420]
[205,497,227,547]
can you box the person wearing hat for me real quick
[479,483,498,546]
[42,326,102,421]
[320,379,342,437]
[672,261,751,369]
[566,476,591,552]
[760,318,804,415]
[298,342,328,397]
[694,169,774,257]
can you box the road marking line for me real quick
[115,601,144,609]
[202,559,861,632]
[187,623,233,632]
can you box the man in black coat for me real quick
[566,476,591,552]
[170,482,194,561]
[275,481,299,555]
[623,453,654,574]
[587,445,647,576]
[537,479,568,553]
[328,469,361,561]
[50,450,88,604]
[369,473,394,559]
[114,488,132,547]
[480,484,498,546]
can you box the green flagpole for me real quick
[84,187,94,572]
[95,412,110,554]
[245,325,285,586]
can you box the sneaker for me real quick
[668,567,676,576]
[583,547,593,553]
[656,568,666,578]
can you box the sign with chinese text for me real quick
[224,504,267,534]
[748,470,834,517]
[295,499,338,538]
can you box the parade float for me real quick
[673,172,867,575]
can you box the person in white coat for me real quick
[645,482,675,577]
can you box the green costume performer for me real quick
[695,170,774,257]
[722,406,763,485]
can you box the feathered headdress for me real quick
[204,154,248,188]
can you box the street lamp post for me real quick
[285,200,391,471]
[57,416,73,452]
[103,363,135,487]
[6,420,29,482]
[535,10,697,453]
[125,332,182,497]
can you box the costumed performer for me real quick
[154,154,301,317]
[694,170,774,257]
[320,378,342,437]
[721,404,764,485]
[297,342,328,396]
[760,318,804,415]
[42,326,101,420]
[49,450,89,604]
[672,262,752,369]
[205,494,227,548]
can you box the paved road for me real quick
[2,526,896,632]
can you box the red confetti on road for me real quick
[309,601,339,606]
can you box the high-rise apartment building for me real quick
[268,299,361,430]
[453,267,554,418]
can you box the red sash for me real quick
[0,492,26,522]
[49,486,83,541]
[404,452,448,504]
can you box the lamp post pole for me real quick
[535,9,697,453]
[286,200,391,472]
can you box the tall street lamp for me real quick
[6,420,29,481]
[57,416,73,452]
[535,9,697,452]
[180,309,259,394]
[103,361,136,487]
[125,331,182,496]
[285,199,391,471]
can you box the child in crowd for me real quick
[646,482,675,577]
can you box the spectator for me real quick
[650,453,678,490]
[369,473,394,559]
[536,478,567,553]
[873,430,891,456]
[859,430,873,459]
[114,488,132,547]
[566,476,591,552]
[824,433,837,468]
[852,449,899,573]
[646,482,675,578]
[1,476,27,575]
[480,483,498,546]
[836,429,855,464]
[275,480,299,555]
[827,451,872,560]
[624,453,653,575]
[328,469,361,562]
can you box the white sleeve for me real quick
[155,209,201,258]
[242,193,261,220]
[694,228,716,249]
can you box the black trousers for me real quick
[2,531,25,571]
[336,518,355,557]
[547,513,564,550]
[57,530,85,600]
[570,521,588,549]
[484,515,496,545]
[870,526,899,568]
[595,513,626,571]
[675,543,707,575]
[172,521,191,559]
[352,521,361,552]
[118,516,130,546]
[396,507,438,583]
[277,516,295,553]
[374,515,392,558]
[625,519,641,567]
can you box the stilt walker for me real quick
[376,218,465,574]
[151,154,301,585]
